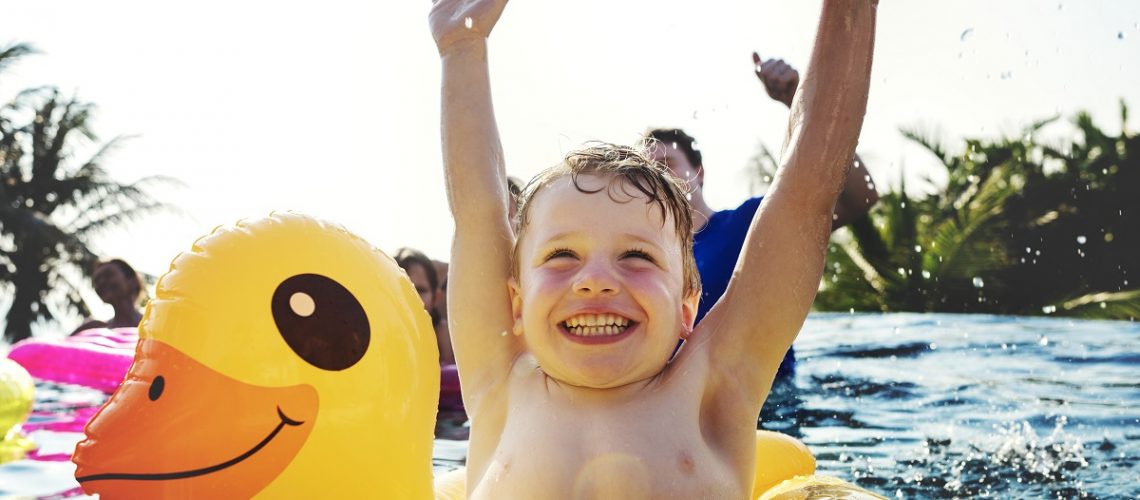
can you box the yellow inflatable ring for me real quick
[0,358,36,464]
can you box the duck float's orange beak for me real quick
[73,339,318,499]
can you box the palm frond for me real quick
[1057,289,1140,320]
[0,43,36,76]
[900,127,948,165]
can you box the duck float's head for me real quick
[73,213,439,498]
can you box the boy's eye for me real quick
[621,249,656,263]
[544,248,577,261]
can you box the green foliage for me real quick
[0,43,179,342]
[813,103,1139,319]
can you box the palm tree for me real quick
[1,43,178,342]
[806,103,1139,319]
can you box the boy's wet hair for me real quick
[512,142,702,298]
[643,128,703,170]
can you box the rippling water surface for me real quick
[3,313,1137,498]
[775,313,1137,498]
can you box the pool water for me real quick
[3,313,1137,498]
[768,313,1139,498]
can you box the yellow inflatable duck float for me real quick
[71,213,882,499]
[72,213,439,498]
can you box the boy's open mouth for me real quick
[560,313,636,341]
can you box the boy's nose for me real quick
[572,265,619,296]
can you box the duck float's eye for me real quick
[271,274,370,371]
[148,375,165,401]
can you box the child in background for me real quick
[394,247,454,364]
[430,0,876,497]
[71,259,145,335]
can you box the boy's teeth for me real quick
[564,314,630,329]
[568,325,626,337]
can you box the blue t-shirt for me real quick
[693,196,795,378]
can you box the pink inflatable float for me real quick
[6,328,138,394]
[7,327,466,412]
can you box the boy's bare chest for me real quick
[468,377,746,499]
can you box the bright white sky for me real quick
[2,0,1138,332]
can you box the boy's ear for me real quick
[508,277,524,336]
[680,292,699,339]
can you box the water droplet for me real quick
[914,245,922,252]
[960,28,974,41]
[1042,305,1057,314]
[1100,302,1107,309]
[929,342,938,350]
[972,276,985,288]
[1076,235,1087,244]
[922,270,931,279]
[464,17,473,29]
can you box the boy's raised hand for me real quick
[430,0,509,53]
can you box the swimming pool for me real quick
[3,313,1137,498]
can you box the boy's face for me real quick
[510,174,698,388]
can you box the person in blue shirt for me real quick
[645,56,880,380]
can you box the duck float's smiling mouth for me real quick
[72,339,319,499]
[76,406,305,483]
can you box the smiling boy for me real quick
[430,0,877,497]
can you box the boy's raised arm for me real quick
[702,1,877,395]
[431,0,521,406]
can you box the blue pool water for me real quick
[3,313,1137,498]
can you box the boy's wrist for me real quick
[437,36,488,58]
